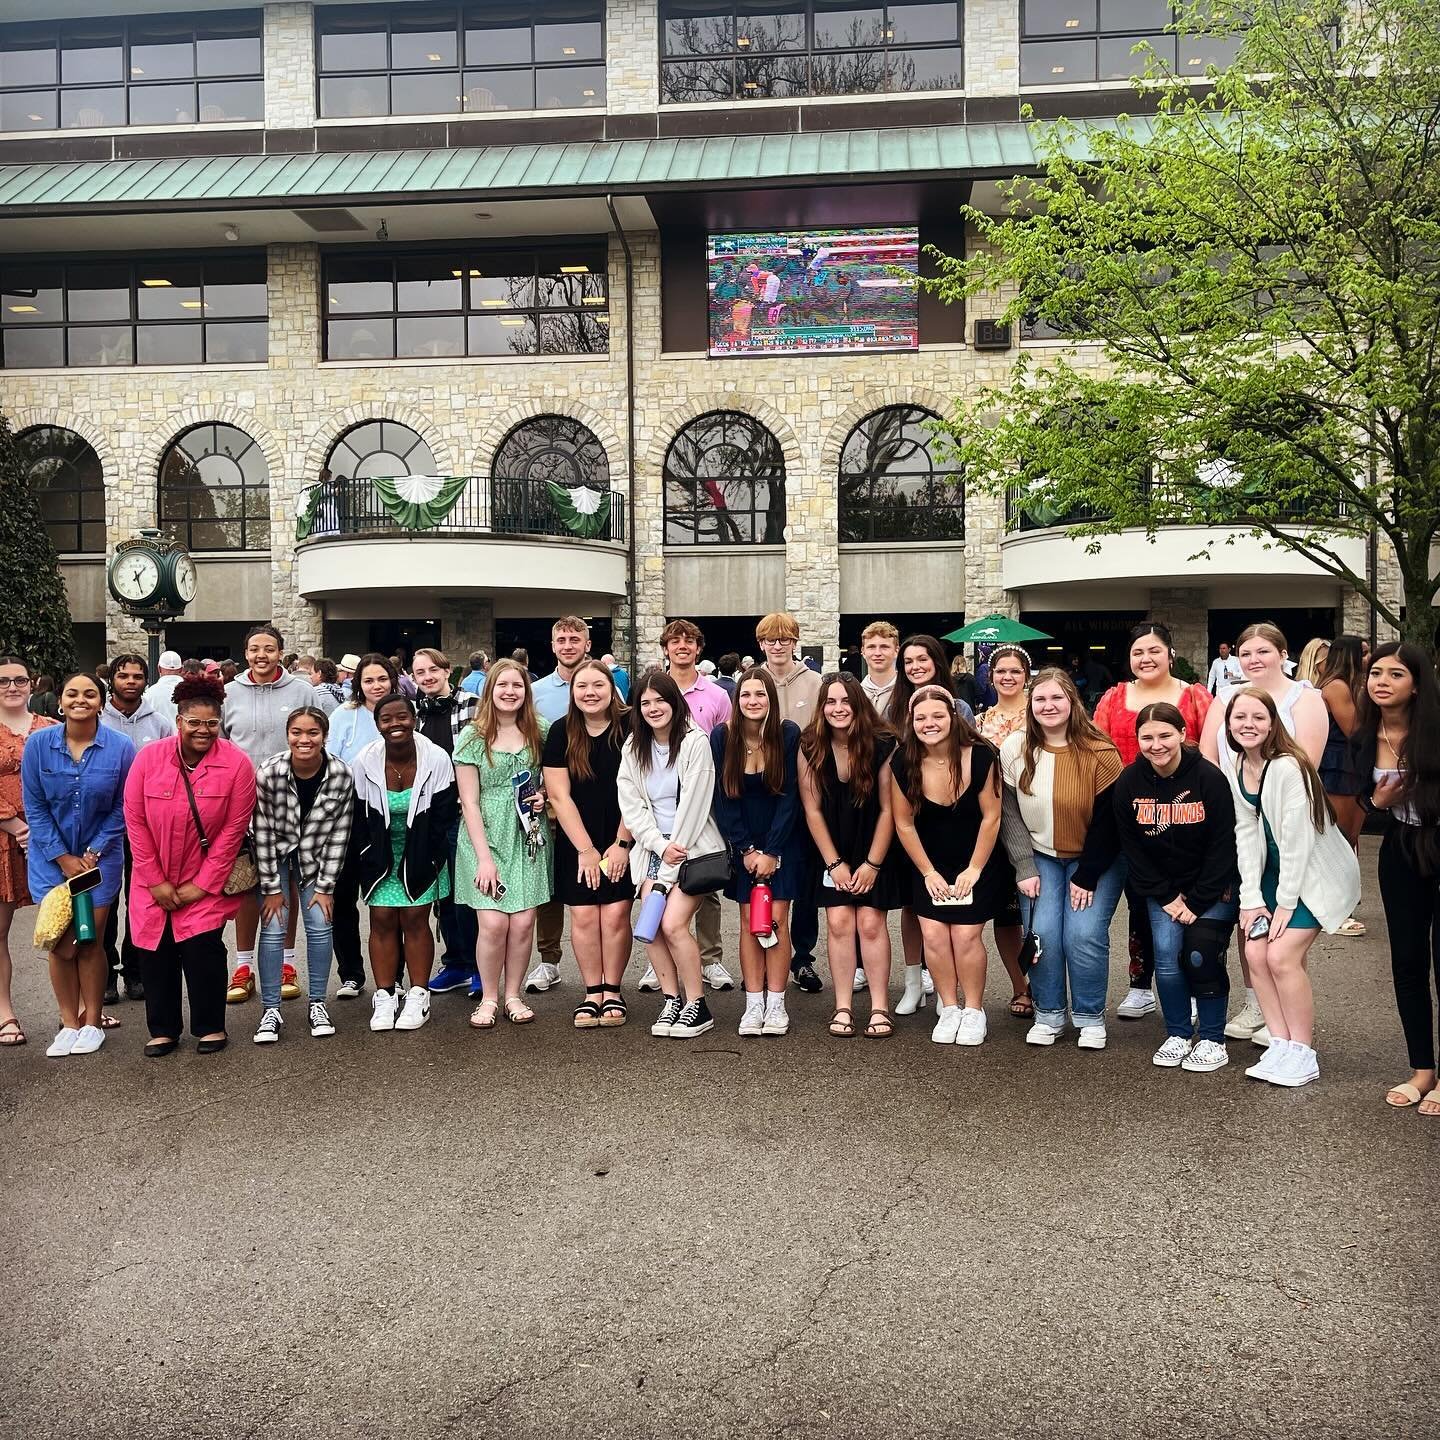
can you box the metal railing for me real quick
[1005,480,1350,534]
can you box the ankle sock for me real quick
[1245,986,1258,1006]
[744,990,763,1009]
[283,947,297,967]
[234,948,256,970]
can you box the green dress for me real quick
[453,723,553,914]
[1238,773,1319,931]
[369,787,451,907]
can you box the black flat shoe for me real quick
[195,1037,228,1055]
[144,1039,178,1058]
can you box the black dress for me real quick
[541,723,636,907]
[890,745,1011,924]
[814,734,904,912]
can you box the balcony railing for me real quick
[1005,481,1350,534]
[298,474,626,545]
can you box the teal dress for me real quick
[453,723,553,914]
[1238,774,1319,930]
[369,787,450,907]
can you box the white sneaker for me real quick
[921,969,935,996]
[1152,1035,1191,1068]
[1245,1038,1288,1081]
[737,999,765,1037]
[852,970,869,991]
[956,1007,987,1046]
[894,966,926,1016]
[761,996,790,1036]
[1026,1021,1063,1046]
[930,1005,961,1044]
[253,1007,283,1044]
[637,963,660,992]
[1182,1039,1230,1072]
[702,962,735,991]
[370,988,398,1032]
[1077,1024,1108,1051]
[46,1026,81,1058]
[1224,996,1266,1039]
[70,1024,105,1055]
[335,978,363,999]
[1117,987,1156,1019]
[1250,1025,1272,1048]
[309,1002,336,1038]
[395,986,431,1031]
[1268,1042,1320,1088]
[524,961,561,993]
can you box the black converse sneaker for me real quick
[650,995,683,1037]
[669,996,714,1039]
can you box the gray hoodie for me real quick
[101,696,173,749]
[222,669,317,767]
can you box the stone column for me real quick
[1148,586,1210,674]
[264,4,317,130]
[628,235,668,667]
[964,0,1021,98]
[607,0,659,114]
[441,598,496,665]
[784,461,840,669]
[965,490,1013,622]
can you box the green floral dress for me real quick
[369,787,451,907]
[453,723,553,914]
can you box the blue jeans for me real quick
[1147,895,1236,1043]
[258,856,333,1007]
[1020,855,1126,1029]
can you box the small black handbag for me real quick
[676,849,733,896]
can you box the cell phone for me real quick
[1247,915,1270,940]
[67,867,103,897]
[930,892,973,907]
[822,870,837,889]
[494,881,507,900]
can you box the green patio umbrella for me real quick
[941,614,1052,644]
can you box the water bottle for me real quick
[72,890,96,944]
[634,884,669,944]
[750,882,778,949]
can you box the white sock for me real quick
[744,990,764,1009]
[235,948,255,969]
[764,991,784,1012]
[1245,986,1258,1006]
[283,947,297,967]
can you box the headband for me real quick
[908,683,954,713]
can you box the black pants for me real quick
[1377,828,1440,1070]
[332,853,365,986]
[435,817,477,967]
[102,839,138,983]
[790,843,819,966]
[141,921,228,1040]
[1125,878,1156,987]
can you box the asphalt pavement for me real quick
[2,838,1436,1439]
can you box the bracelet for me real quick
[824,857,843,872]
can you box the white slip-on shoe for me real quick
[1076,1024,1107,1050]
[46,1027,81,1058]
[1026,1021,1063,1047]
[955,1007,987,1046]
[70,1024,105,1055]
[930,1005,961,1044]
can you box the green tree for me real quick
[931,0,1440,652]
[0,414,78,679]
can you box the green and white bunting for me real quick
[295,483,323,541]
[546,482,611,540]
[372,474,470,530]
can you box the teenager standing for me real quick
[1315,635,1370,938]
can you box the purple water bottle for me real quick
[634,883,669,944]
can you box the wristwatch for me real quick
[615,838,634,850]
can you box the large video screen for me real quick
[707,227,920,358]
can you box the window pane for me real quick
[1,29,57,87]
[539,313,608,353]
[738,55,807,96]
[663,3,734,58]
[67,264,130,322]
[204,258,266,317]
[1099,32,1171,76]
[468,314,537,355]
[197,17,262,76]
[61,89,125,127]
[1100,0,1172,27]
[138,325,203,364]
[129,20,195,80]
[1021,38,1096,83]
[888,3,959,43]
[536,261,605,307]
[1024,1,1098,34]
[3,328,63,367]
[205,321,267,363]
[398,315,465,356]
[2,266,63,323]
[661,57,733,101]
[1178,33,1243,72]
[128,83,198,126]
[0,92,57,130]
[738,3,806,52]
[464,68,535,111]
[60,25,123,83]
[468,259,535,309]
[397,256,462,311]
[814,1,885,48]
[137,264,202,319]
[327,319,394,359]
[811,48,887,93]
[535,7,603,64]
[319,75,388,117]
[318,12,388,70]
[66,326,132,365]
[327,257,392,313]
[464,4,532,65]
[193,519,244,550]
[199,79,264,122]
[391,9,458,69]
[536,64,605,107]
[391,71,460,113]
[891,45,962,90]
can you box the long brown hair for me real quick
[1017,666,1115,795]
[347,651,397,709]
[1224,685,1335,831]
[900,682,994,810]
[629,667,691,773]
[723,666,786,798]
[801,671,889,808]
[470,658,544,764]
[563,658,625,783]
[887,633,953,728]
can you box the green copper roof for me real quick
[0,119,1158,214]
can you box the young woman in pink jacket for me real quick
[123,676,257,1056]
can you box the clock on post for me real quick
[106,529,197,676]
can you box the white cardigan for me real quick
[1226,755,1360,933]
[617,727,726,887]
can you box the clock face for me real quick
[172,552,197,603]
[112,551,161,604]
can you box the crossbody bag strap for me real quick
[175,755,211,852]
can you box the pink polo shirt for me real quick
[680,673,733,735]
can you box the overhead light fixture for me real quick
[8,304,38,313]
[743,80,758,88]
[26,113,43,122]
[180,300,205,309]
[1186,57,1203,65]
[738,36,750,47]
[560,265,588,274]
[499,317,524,326]
[131,66,144,74]
[1064,16,1080,26]
[474,211,492,219]
[222,223,239,241]
[1051,65,1066,73]
[582,88,594,96]
[582,296,605,304]
[480,298,505,306]
[426,52,443,62]
[141,278,172,287]
[562,46,576,55]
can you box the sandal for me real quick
[505,997,536,1025]
[1421,1092,1440,1118]
[0,1017,25,1047]
[469,999,499,1030]
[864,1010,894,1039]
[1385,1081,1429,1108]
[1336,917,1366,937]
[574,984,605,1029]
[1009,991,1034,1019]
[828,1008,856,1037]
[598,990,628,1028]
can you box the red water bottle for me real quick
[750,882,777,948]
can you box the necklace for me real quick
[1380,719,1406,767]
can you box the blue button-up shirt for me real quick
[20,721,135,907]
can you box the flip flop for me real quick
[0,1017,26,1047]
[1385,1082,1426,1108]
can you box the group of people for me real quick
[0,610,1436,1112]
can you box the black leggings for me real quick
[1125,878,1155,987]
[1377,827,1440,1070]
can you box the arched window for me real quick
[663,411,785,545]
[838,406,963,543]
[324,420,436,480]
[158,422,269,551]
[17,426,105,554]
[492,415,609,489]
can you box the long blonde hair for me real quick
[470,658,544,764]
[1017,667,1113,795]
[1224,685,1334,831]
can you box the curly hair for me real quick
[173,674,226,713]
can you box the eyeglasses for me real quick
[179,718,222,732]
[0,676,32,688]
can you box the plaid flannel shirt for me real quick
[252,750,355,894]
